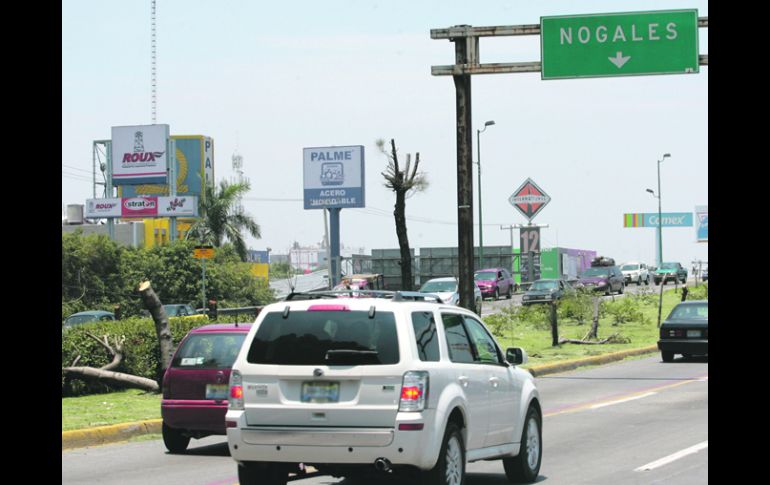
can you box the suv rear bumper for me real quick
[227,411,440,470]
[162,399,228,433]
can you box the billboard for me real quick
[118,135,212,199]
[695,205,708,242]
[303,146,365,209]
[86,196,198,219]
[623,212,693,228]
[111,124,170,185]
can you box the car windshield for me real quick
[171,333,247,369]
[164,305,193,316]
[621,264,639,271]
[531,280,558,291]
[660,263,678,269]
[474,272,497,281]
[420,281,457,293]
[64,315,98,326]
[581,268,609,277]
[668,303,708,320]
[247,310,399,365]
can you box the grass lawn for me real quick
[488,287,689,368]
[61,286,700,432]
[62,389,161,432]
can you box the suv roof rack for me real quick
[285,290,445,304]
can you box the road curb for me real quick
[525,345,659,377]
[62,419,162,450]
[62,346,660,450]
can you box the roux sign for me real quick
[111,124,170,185]
[85,198,121,218]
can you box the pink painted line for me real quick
[544,373,708,417]
[202,478,237,485]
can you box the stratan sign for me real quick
[85,196,198,219]
[111,124,170,185]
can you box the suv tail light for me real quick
[229,370,244,410]
[399,371,429,412]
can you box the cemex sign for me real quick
[509,178,551,222]
[623,212,693,228]
[541,10,699,80]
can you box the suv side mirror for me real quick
[506,347,528,366]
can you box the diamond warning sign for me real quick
[509,178,551,221]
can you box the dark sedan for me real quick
[522,279,574,305]
[658,300,708,362]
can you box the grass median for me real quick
[62,285,701,432]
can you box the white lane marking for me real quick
[635,441,709,472]
[589,392,657,409]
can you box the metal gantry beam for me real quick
[431,18,708,76]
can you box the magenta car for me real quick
[474,267,515,300]
[161,323,251,453]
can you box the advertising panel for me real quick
[695,205,708,242]
[86,196,198,219]
[85,198,121,218]
[118,135,211,199]
[303,146,365,209]
[111,124,170,185]
[623,212,693,227]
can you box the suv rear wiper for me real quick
[325,349,380,364]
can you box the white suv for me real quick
[620,262,651,286]
[226,292,542,485]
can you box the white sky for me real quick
[62,0,708,266]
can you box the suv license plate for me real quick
[206,384,228,400]
[301,382,340,403]
[687,330,701,338]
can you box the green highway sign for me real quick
[541,10,699,80]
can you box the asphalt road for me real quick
[62,355,707,485]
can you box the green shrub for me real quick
[602,297,651,326]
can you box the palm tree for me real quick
[186,180,261,261]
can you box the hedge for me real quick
[61,314,253,396]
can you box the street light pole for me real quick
[655,153,670,267]
[476,120,494,269]
[646,152,670,328]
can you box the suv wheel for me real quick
[506,286,513,299]
[162,422,190,454]
[618,283,624,295]
[661,351,675,363]
[423,422,465,485]
[503,405,542,483]
[237,462,288,485]
[494,288,500,300]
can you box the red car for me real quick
[161,323,251,453]
[474,267,516,300]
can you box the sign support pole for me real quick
[329,208,341,288]
[168,138,177,241]
[105,141,115,241]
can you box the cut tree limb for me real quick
[61,366,159,392]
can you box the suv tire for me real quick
[422,422,465,485]
[162,422,190,454]
[506,286,513,299]
[494,288,500,300]
[238,462,288,485]
[503,406,542,483]
[661,351,675,363]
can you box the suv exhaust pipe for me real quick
[374,458,391,472]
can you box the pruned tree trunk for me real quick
[550,302,559,347]
[137,280,174,372]
[394,185,413,291]
[61,366,160,392]
[586,297,601,340]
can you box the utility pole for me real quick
[452,32,476,312]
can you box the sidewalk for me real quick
[62,345,658,451]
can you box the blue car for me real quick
[63,310,115,328]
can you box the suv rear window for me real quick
[247,310,399,365]
[171,333,246,369]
